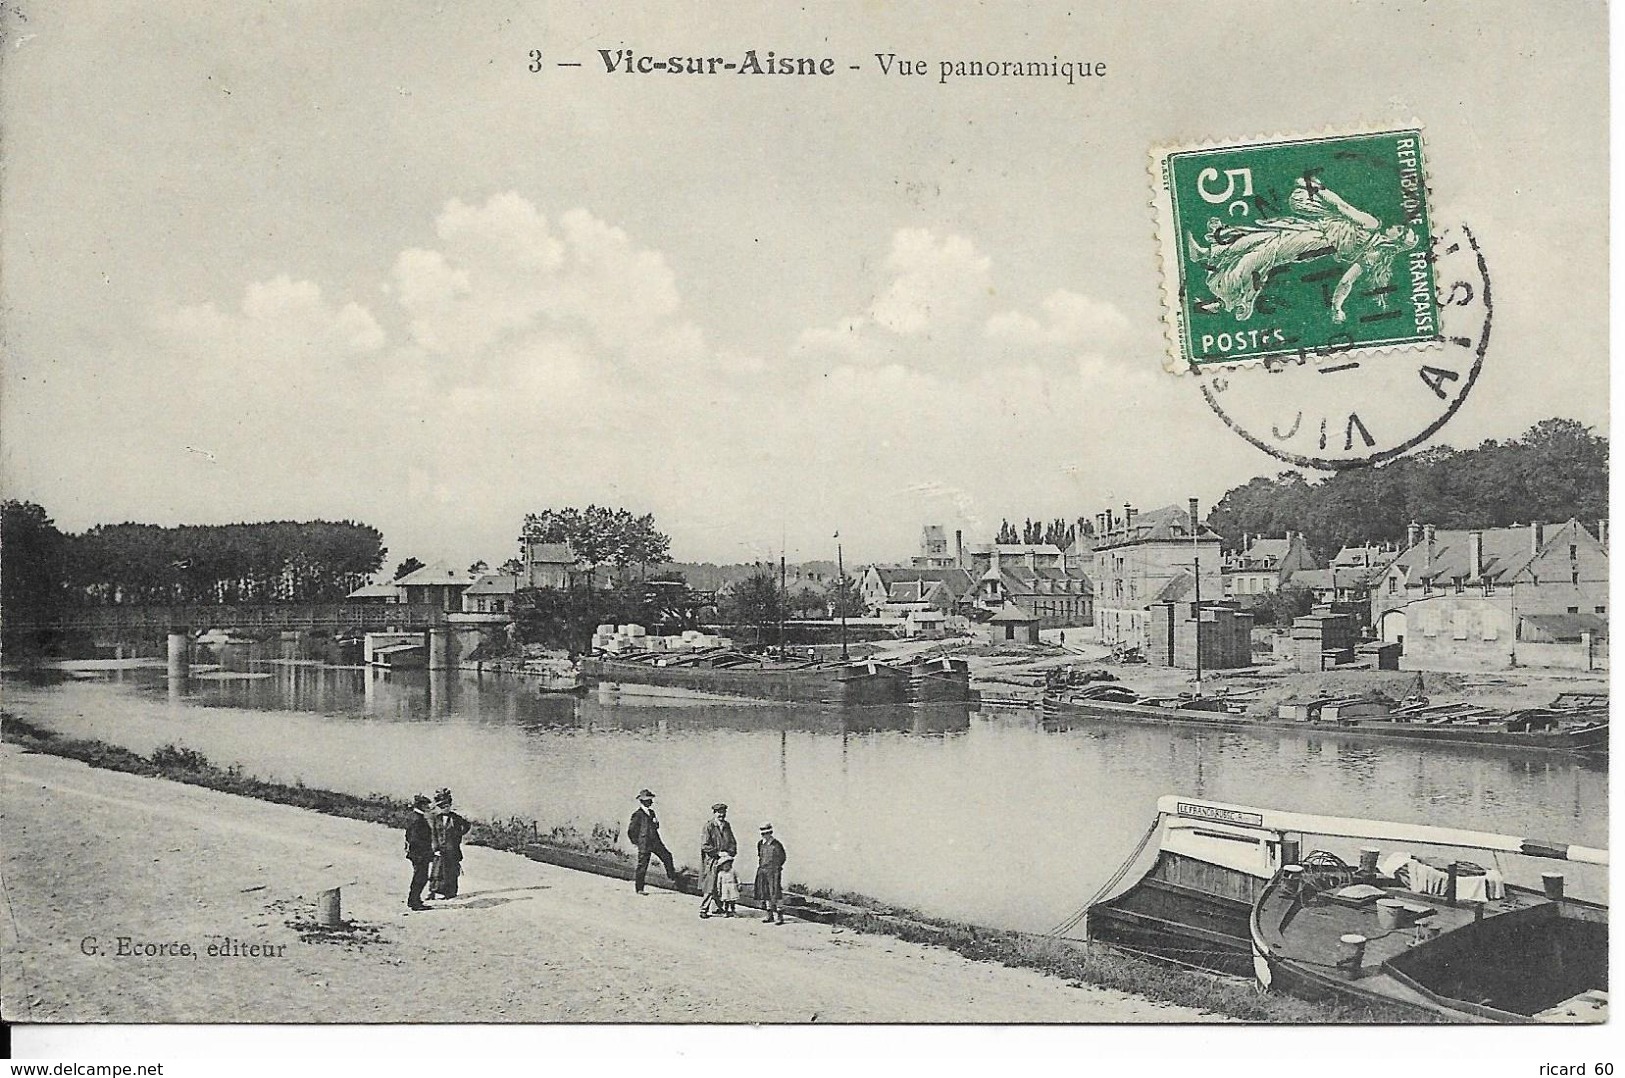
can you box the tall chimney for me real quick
[1423,524,1435,578]
[1468,530,1484,579]
[1123,504,1133,534]
[1188,497,1201,537]
[1531,521,1544,555]
[955,529,964,568]
[1407,521,1420,549]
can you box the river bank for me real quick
[0,737,1226,1024]
[1,717,1423,1022]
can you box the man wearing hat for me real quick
[755,823,787,925]
[627,789,679,895]
[404,794,435,911]
[698,803,737,919]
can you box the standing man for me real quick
[429,788,470,899]
[404,793,434,911]
[698,803,737,919]
[755,822,787,925]
[627,788,679,895]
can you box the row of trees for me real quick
[0,501,388,610]
[1205,419,1608,556]
[994,517,1093,547]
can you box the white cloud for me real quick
[869,228,992,336]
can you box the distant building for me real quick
[1289,542,1399,607]
[394,564,475,611]
[1372,520,1609,670]
[345,581,403,604]
[520,540,609,590]
[1222,533,1320,600]
[968,548,1092,628]
[463,572,519,614]
[1093,504,1223,651]
[860,566,976,614]
[986,603,1041,645]
[912,525,956,568]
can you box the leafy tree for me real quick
[719,570,783,645]
[1248,585,1317,628]
[995,520,1020,544]
[499,557,525,576]
[393,557,426,581]
[825,573,865,618]
[1,500,68,629]
[520,506,673,586]
[467,560,489,576]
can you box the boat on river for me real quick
[1043,689,1608,754]
[581,652,959,707]
[1083,796,1608,1022]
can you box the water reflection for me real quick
[2,645,1606,933]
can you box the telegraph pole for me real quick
[836,532,850,661]
[1189,496,1203,696]
[778,552,787,659]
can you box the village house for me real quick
[345,581,404,604]
[1288,542,1399,607]
[394,564,475,612]
[1372,520,1609,670]
[967,548,1092,628]
[518,540,620,590]
[1221,532,1320,601]
[859,565,976,615]
[462,572,520,614]
[1094,504,1223,652]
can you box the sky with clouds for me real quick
[1,1,1607,568]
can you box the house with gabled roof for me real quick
[1222,532,1320,600]
[463,572,520,614]
[394,564,475,611]
[1372,520,1608,670]
[1092,504,1223,650]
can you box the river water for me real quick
[3,643,1607,932]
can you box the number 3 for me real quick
[528,49,543,72]
[1198,167,1255,217]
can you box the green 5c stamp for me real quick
[1154,128,1439,370]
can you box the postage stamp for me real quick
[1153,127,1439,371]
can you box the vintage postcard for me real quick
[0,0,1610,1067]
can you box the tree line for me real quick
[1205,419,1608,556]
[1,502,387,611]
[994,517,1093,547]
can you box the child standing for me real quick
[715,851,740,916]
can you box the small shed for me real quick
[987,604,1041,645]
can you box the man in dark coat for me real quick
[698,803,737,919]
[755,822,787,925]
[404,793,434,911]
[627,788,679,894]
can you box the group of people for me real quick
[402,788,470,910]
[400,785,788,924]
[629,790,787,924]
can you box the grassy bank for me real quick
[2,714,1425,1023]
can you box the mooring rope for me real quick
[1046,816,1161,938]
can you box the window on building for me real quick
[1571,569,1580,586]
[1454,579,1464,594]
[1388,577,1398,594]
[1570,544,1578,560]
[1595,605,1607,615]
[1568,606,1580,614]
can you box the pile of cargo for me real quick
[590,623,731,655]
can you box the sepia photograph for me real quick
[0,0,1611,1066]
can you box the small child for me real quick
[715,851,740,916]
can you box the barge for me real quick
[1043,690,1608,754]
[581,652,969,707]
[1084,796,1608,1022]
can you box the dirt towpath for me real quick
[0,746,1221,1023]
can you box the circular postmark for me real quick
[1195,223,1491,469]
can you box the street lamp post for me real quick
[1189,496,1203,697]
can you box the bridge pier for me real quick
[166,632,190,679]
